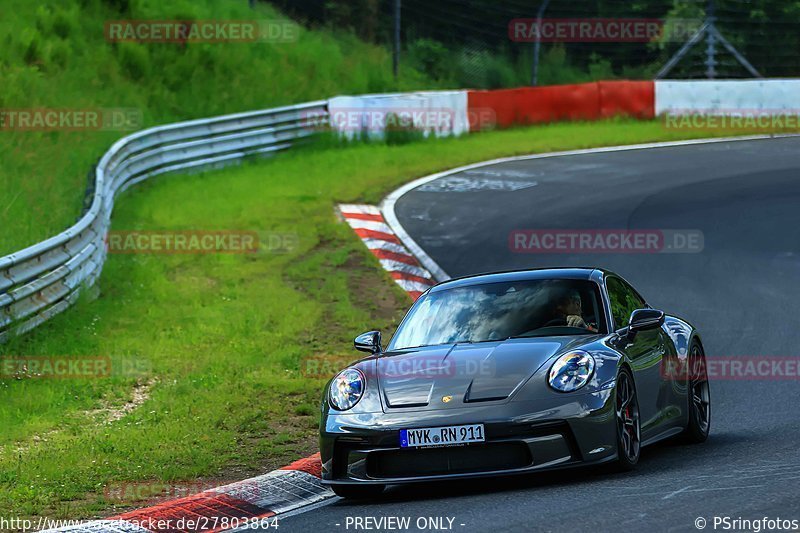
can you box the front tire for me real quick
[331,484,385,500]
[613,367,641,471]
[682,341,711,443]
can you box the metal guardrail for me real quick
[0,101,328,342]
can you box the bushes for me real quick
[403,37,617,89]
[406,38,451,81]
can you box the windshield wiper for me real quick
[394,338,502,350]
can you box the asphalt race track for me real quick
[275,137,800,532]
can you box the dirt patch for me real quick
[86,378,158,425]
[343,248,409,325]
[8,378,158,459]
[283,227,408,331]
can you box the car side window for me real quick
[606,277,646,329]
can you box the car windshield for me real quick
[388,279,606,350]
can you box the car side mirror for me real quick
[628,308,665,333]
[354,331,382,354]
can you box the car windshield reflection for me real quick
[388,279,606,351]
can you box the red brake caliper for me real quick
[625,405,631,436]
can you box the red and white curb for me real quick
[43,455,330,532]
[339,204,437,300]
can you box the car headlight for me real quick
[548,351,596,392]
[329,368,365,411]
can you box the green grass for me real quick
[0,0,437,257]
[0,119,762,519]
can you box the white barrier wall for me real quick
[327,90,469,139]
[655,79,800,114]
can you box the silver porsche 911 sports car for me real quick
[319,268,710,499]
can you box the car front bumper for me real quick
[320,387,617,484]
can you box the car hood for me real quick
[377,336,595,411]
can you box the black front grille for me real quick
[366,441,532,479]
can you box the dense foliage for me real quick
[270,0,800,85]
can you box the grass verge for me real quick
[0,119,766,519]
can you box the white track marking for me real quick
[379,259,434,279]
[361,239,414,255]
[342,218,394,234]
[395,278,435,293]
[338,204,381,215]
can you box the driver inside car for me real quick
[545,288,597,332]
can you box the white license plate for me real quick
[400,423,485,448]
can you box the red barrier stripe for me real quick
[468,81,655,130]
[370,249,419,266]
[390,270,433,286]
[598,81,655,119]
[341,212,384,222]
[280,452,322,478]
[114,492,273,532]
[468,83,599,130]
[353,228,401,244]
[408,291,425,301]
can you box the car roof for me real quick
[429,267,612,293]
